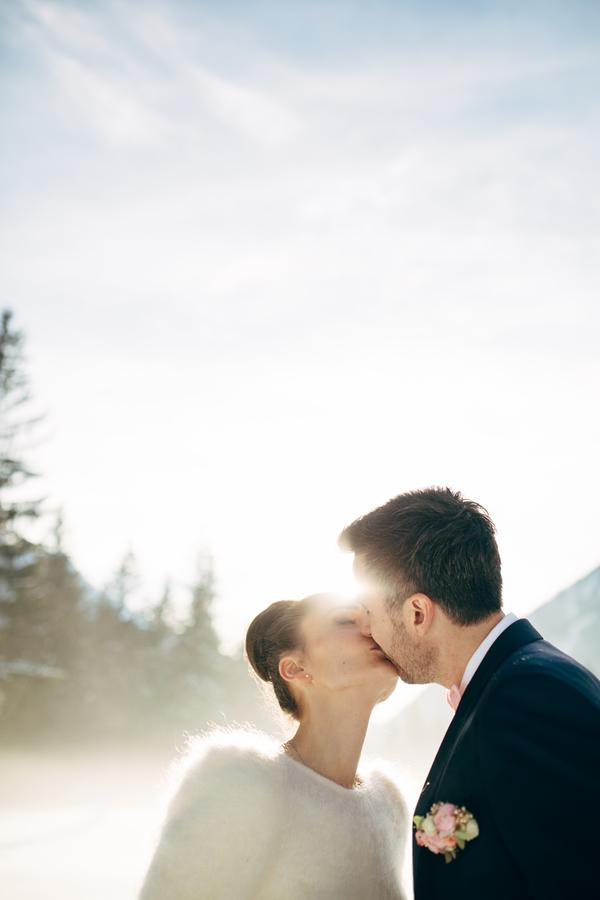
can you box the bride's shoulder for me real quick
[362,758,411,823]
[178,725,281,774]
[162,726,283,818]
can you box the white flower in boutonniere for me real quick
[413,802,479,864]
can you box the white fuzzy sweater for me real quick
[138,728,409,900]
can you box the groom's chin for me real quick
[394,666,420,685]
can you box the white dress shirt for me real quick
[459,611,518,693]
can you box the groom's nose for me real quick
[357,608,372,637]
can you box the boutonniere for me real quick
[414,802,479,864]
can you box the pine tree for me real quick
[0,309,43,608]
[8,543,88,739]
[104,546,139,614]
[162,554,225,730]
[0,310,53,738]
[187,554,220,654]
[178,553,221,668]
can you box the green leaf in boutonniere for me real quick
[414,802,480,863]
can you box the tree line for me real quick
[0,310,268,748]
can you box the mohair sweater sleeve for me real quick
[138,734,283,900]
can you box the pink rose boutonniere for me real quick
[414,802,479,864]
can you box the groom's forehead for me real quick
[353,555,392,602]
[352,553,382,585]
[352,553,368,578]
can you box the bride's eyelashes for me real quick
[333,611,358,625]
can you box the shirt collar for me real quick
[459,612,518,693]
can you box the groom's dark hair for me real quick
[338,486,502,625]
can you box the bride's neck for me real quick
[287,697,372,789]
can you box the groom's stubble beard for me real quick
[385,606,438,685]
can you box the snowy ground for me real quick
[0,747,171,900]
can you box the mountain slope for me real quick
[530,564,600,676]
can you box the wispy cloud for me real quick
[14,0,302,148]
[44,52,167,146]
[184,62,301,145]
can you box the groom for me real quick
[339,487,600,899]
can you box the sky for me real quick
[1,1,599,673]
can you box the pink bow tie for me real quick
[447,683,463,712]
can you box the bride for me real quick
[138,593,409,899]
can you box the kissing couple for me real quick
[138,486,600,899]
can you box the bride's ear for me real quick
[279,656,310,684]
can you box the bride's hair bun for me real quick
[245,598,313,720]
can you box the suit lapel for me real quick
[415,618,543,808]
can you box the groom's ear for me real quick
[405,593,435,635]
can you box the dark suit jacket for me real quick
[412,618,600,899]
